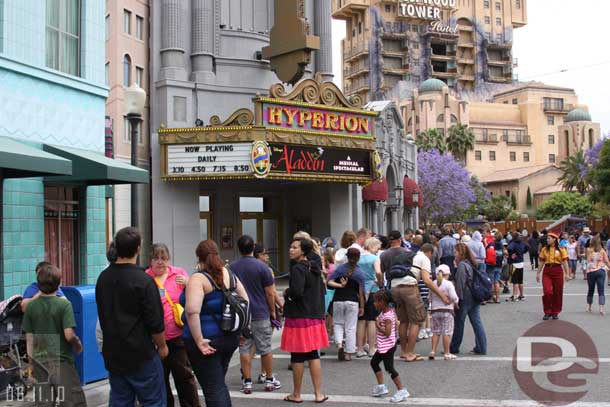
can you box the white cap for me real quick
[583,227,591,233]
[452,233,460,240]
[461,235,471,243]
[436,264,451,276]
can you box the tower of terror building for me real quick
[333,0,527,101]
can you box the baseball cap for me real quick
[388,230,402,241]
[461,235,471,243]
[583,227,591,233]
[452,233,460,240]
[436,264,451,276]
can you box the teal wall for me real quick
[0,0,108,298]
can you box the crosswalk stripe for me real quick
[228,391,610,406]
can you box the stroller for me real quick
[0,295,29,399]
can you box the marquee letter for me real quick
[312,112,324,129]
[325,113,339,130]
[433,7,441,19]
[283,107,299,126]
[358,117,370,134]
[345,116,358,132]
[298,111,312,127]
[268,106,282,124]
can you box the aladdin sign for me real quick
[398,0,456,20]
[262,101,374,138]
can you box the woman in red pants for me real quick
[537,233,570,320]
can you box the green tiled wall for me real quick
[79,186,107,285]
[1,181,107,299]
[1,178,45,299]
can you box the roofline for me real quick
[492,83,576,98]
[481,165,559,184]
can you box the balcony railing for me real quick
[504,134,532,144]
[542,103,574,114]
[476,134,498,144]
[343,42,369,60]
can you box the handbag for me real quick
[154,276,185,329]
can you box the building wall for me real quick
[149,1,348,268]
[0,1,108,297]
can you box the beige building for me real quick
[105,0,151,251]
[332,0,527,101]
[398,78,601,212]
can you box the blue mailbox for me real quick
[61,285,108,384]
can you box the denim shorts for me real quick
[487,266,501,283]
[568,259,577,270]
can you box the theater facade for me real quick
[156,76,380,272]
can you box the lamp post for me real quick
[124,84,146,229]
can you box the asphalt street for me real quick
[3,262,609,407]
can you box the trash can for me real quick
[62,285,107,384]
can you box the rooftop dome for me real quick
[565,108,592,123]
[419,78,447,94]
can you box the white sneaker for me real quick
[257,372,267,384]
[356,351,368,358]
[371,384,389,397]
[426,328,432,336]
[422,331,429,339]
[417,331,425,340]
[264,376,281,391]
[390,388,410,403]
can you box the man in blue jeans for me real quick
[96,227,168,406]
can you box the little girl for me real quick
[370,290,410,403]
[429,265,459,360]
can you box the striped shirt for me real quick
[376,309,397,354]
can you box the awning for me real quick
[403,177,423,208]
[362,177,389,201]
[0,136,72,178]
[43,144,149,185]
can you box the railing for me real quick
[504,134,532,144]
[343,42,369,59]
[542,103,574,114]
[475,134,498,143]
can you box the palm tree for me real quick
[447,123,475,163]
[415,128,447,154]
[558,150,589,194]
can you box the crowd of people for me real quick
[19,222,610,406]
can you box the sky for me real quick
[331,0,610,134]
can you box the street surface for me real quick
[2,262,609,407]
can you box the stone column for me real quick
[191,0,215,82]
[160,0,185,79]
[314,0,333,81]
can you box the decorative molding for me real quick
[269,73,364,109]
[208,108,255,127]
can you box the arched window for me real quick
[437,114,444,122]
[451,114,459,124]
[123,54,132,86]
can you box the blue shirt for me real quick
[358,253,380,295]
[439,235,457,258]
[231,256,274,321]
[559,239,568,248]
[22,283,65,299]
[578,235,591,253]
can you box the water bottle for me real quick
[221,303,233,332]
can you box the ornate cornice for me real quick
[208,108,254,127]
[269,73,364,109]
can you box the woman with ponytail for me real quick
[327,248,365,361]
[181,240,249,407]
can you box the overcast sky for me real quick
[331,0,610,134]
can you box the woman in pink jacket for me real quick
[145,243,201,407]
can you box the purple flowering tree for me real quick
[417,149,477,227]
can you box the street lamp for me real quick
[412,189,419,206]
[124,84,146,229]
[394,185,404,207]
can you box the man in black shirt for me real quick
[96,227,168,406]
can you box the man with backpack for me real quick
[231,235,281,394]
[507,232,529,302]
[385,243,449,362]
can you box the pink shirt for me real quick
[376,309,397,354]
[145,265,188,340]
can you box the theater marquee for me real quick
[158,75,378,184]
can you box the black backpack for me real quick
[386,251,417,290]
[202,270,252,338]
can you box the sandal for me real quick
[444,353,457,360]
[284,395,303,403]
[428,352,436,360]
[405,355,424,362]
[315,396,329,403]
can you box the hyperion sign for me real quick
[398,0,456,20]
